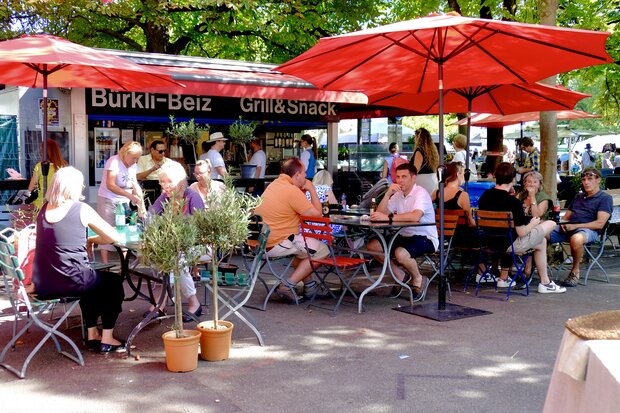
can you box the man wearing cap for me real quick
[137,140,170,181]
[204,132,228,180]
[549,167,612,287]
[581,143,596,169]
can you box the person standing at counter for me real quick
[249,139,266,179]
[137,140,169,181]
[28,139,68,209]
[97,141,145,263]
[299,134,317,180]
[204,132,228,180]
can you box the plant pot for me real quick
[161,329,201,372]
[240,164,257,179]
[197,320,234,361]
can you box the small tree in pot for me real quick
[228,117,259,164]
[192,179,261,360]
[166,116,209,164]
[140,199,203,371]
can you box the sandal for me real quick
[389,273,411,298]
[562,272,579,287]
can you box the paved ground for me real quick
[1,252,619,413]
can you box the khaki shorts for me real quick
[267,234,329,260]
[509,225,546,255]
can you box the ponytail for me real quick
[311,137,318,159]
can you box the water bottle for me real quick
[114,203,126,230]
[552,199,561,223]
[369,197,377,214]
[340,192,347,211]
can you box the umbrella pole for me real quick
[41,69,50,195]
[464,99,472,192]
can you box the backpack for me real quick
[389,156,408,182]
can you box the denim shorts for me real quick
[549,226,599,244]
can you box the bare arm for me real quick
[563,211,610,232]
[215,166,227,178]
[413,151,423,171]
[516,216,541,237]
[381,159,388,178]
[80,204,120,254]
[104,169,142,206]
[457,193,476,227]
[326,189,338,204]
[301,180,322,217]
[254,165,262,179]
[27,171,38,192]
[136,160,161,180]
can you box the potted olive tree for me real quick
[228,117,259,178]
[140,199,203,372]
[193,180,261,361]
[166,116,209,164]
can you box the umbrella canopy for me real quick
[367,83,590,116]
[454,110,600,128]
[0,34,181,91]
[275,14,612,94]
[275,13,613,315]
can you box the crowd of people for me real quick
[10,129,616,355]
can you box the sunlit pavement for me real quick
[1,253,619,413]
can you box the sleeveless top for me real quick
[412,148,434,174]
[33,202,97,298]
[433,190,463,210]
[305,149,316,179]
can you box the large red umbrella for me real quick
[275,13,613,318]
[453,109,600,128]
[0,34,182,192]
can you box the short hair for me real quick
[158,160,187,186]
[453,134,467,150]
[582,167,602,178]
[119,141,143,158]
[520,137,534,148]
[282,157,303,177]
[396,163,417,176]
[388,142,398,153]
[150,140,165,150]
[250,138,262,147]
[494,162,516,185]
[45,166,85,205]
[313,170,333,187]
[446,162,463,184]
[195,159,212,172]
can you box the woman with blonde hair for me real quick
[33,167,125,353]
[96,141,145,263]
[516,171,552,220]
[451,134,477,182]
[27,139,69,209]
[410,128,439,194]
[150,160,204,322]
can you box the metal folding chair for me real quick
[241,215,298,310]
[203,223,270,345]
[463,210,531,300]
[419,212,459,301]
[552,220,611,285]
[300,215,368,313]
[0,231,84,379]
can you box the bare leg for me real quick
[368,239,408,281]
[394,247,423,287]
[101,329,122,346]
[87,327,101,341]
[569,233,587,277]
[187,294,201,313]
[532,238,551,284]
[286,258,314,284]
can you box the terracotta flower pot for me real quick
[161,329,201,372]
[197,320,234,361]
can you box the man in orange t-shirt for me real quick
[255,157,329,303]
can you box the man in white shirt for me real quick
[581,143,596,169]
[204,132,228,179]
[613,148,620,169]
[248,139,267,178]
[367,163,438,300]
[137,140,169,181]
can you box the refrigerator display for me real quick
[94,127,120,183]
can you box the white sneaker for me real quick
[496,277,515,288]
[475,274,494,283]
[537,281,567,294]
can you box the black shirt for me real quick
[477,187,526,251]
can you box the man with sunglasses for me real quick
[548,167,612,287]
[137,140,169,181]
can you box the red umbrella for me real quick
[453,109,600,128]
[0,34,182,191]
[275,13,613,317]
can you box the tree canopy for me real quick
[0,0,617,128]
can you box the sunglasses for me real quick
[155,149,165,154]
[581,172,599,180]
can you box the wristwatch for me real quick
[388,212,394,223]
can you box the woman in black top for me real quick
[410,128,439,195]
[33,167,125,353]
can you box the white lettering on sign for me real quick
[90,89,212,113]
[240,98,336,116]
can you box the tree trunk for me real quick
[538,0,560,199]
[486,127,504,176]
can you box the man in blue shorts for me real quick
[549,167,612,287]
[367,163,438,300]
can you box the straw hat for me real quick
[208,132,227,142]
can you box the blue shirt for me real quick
[568,190,613,225]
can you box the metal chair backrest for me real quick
[300,216,333,246]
